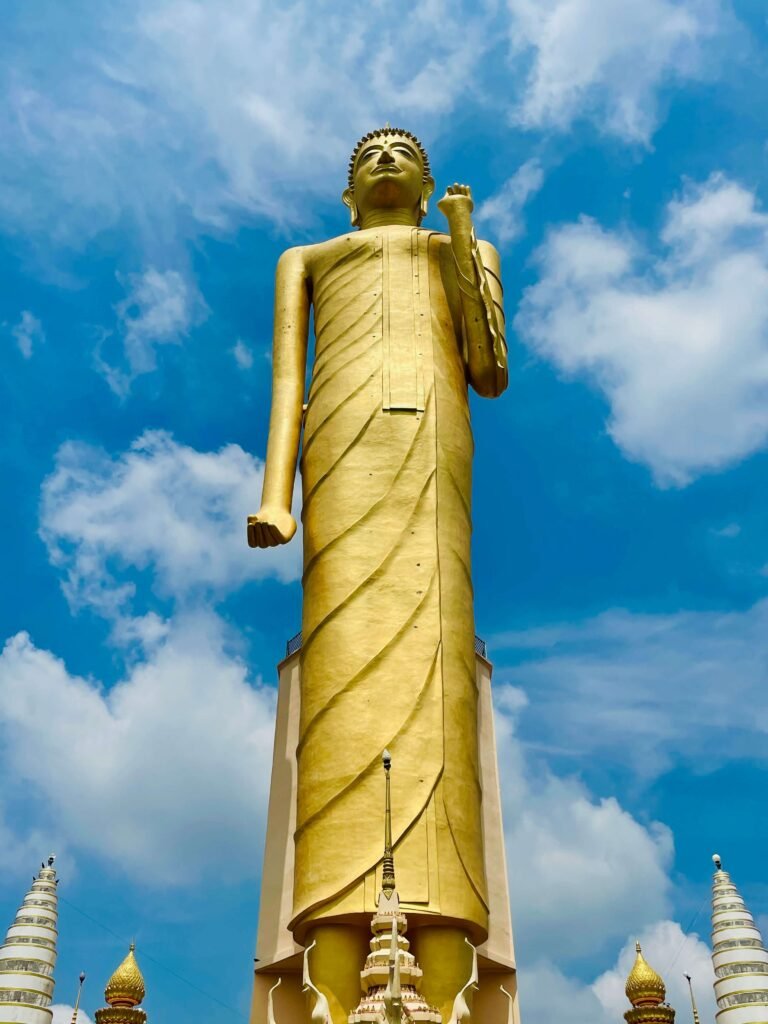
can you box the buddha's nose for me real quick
[377,148,395,165]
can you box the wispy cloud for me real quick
[0,0,730,263]
[507,0,726,143]
[516,174,768,485]
[0,0,490,253]
[9,310,45,358]
[493,599,768,776]
[231,338,254,370]
[95,268,205,395]
[476,158,544,244]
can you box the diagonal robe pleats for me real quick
[292,227,488,939]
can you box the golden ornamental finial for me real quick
[626,942,666,1008]
[684,974,701,1024]
[104,943,146,1008]
[70,972,86,1024]
[382,750,396,897]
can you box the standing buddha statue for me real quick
[248,126,508,1023]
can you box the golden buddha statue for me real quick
[248,126,508,1022]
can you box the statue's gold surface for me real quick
[249,127,508,1019]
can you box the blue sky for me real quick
[1,1,767,1022]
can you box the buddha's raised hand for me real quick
[247,507,297,548]
[437,183,474,219]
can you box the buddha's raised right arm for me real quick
[247,246,310,549]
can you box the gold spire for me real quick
[626,943,666,1007]
[347,751,440,1024]
[382,750,396,897]
[96,944,147,1024]
[71,972,86,1024]
[624,943,675,1024]
[684,975,701,1024]
[105,943,145,1007]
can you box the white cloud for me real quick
[516,174,768,485]
[713,522,741,537]
[10,310,45,358]
[495,686,673,963]
[492,600,768,777]
[0,614,275,884]
[0,811,65,878]
[476,159,544,244]
[508,0,724,143]
[593,921,716,1022]
[96,268,205,395]
[40,430,301,624]
[519,919,716,1024]
[519,961,611,1024]
[52,1008,94,1024]
[232,338,254,370]
[0,0,489,249]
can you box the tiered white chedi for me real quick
[711,854,768,1024]
[0,857,59,1024]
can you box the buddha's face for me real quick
[344,134,433,225]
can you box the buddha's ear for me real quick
[419,176,436,222]
[342,187,360,227]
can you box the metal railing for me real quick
[286,630,488,660]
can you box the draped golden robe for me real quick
[290,224,504,944]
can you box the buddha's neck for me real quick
[358,209,420,230]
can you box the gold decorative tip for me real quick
[105,944,146,1008]
[382,751,396,896]
[626,943,666,1008]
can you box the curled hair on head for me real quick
[347,127,431,189]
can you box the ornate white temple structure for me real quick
[0,857,59,1024]
[710,854,768,1024]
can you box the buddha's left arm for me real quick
[439,189,508,398]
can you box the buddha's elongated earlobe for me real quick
[342,187,360,227]
[419,176,436,224]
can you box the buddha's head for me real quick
[343,127,434,228]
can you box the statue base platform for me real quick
[250,643,520,1024]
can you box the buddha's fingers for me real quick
[266,523,284,546]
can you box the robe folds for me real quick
[290,225,504,943]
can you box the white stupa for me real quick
[0,857,59,1024]
[710,854,768,1024]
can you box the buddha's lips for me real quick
[372,165,402,175]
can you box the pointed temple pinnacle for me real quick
[624,941,673,1024]
[684,974,701,1024]
[0,855,61,1024]
[71,972,86,1024]
[709,851,768,1024]
[382,750,396,897]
